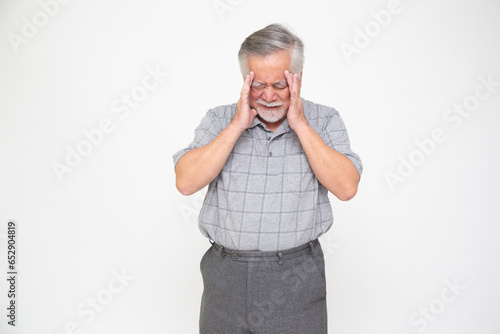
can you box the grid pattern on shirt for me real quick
[173,99,362,251]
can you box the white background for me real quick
[1,0,500,333]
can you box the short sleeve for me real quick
[322,111,363,176]
[172,109,222,166]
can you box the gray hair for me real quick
[238,23,305,80]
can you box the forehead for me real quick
[247,51,290,84]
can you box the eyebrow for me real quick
[251,80,288,87]
[273,80,288,87]
[251,81,265,87]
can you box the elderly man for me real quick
[174,23,362,334]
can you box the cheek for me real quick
[279,91,291,104]
[249,91,260,102]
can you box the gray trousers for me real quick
[199,239,328,334]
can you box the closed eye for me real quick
[273,83,288,89]
[251,81,288,90]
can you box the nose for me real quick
[262,87,278,101]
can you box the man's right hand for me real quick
[175,72,258,196]
[231,71,258,132]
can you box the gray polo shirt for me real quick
[173,98,362,251]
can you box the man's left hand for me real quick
[284,70,307,130]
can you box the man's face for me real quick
[247,51,295,124]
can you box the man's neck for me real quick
[257,114,287,132]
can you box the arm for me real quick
[175,72,258,196]
[292,122,360,201]
[284,70,360,201]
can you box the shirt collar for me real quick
[248,116,263,129]
[248,115,291,135]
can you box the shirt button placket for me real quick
[267,135,272,157]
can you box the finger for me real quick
[240,74,250,100]
[285,71,297,99]
[285,70,298,97]
[241,71,254,100]
[291,73,299,98]
[284,70,292,87]
[246,71,255,89]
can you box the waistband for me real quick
[210,239,319,264]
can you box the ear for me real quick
[298,68,303,89]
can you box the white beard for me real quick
[255,99,286,123]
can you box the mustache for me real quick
[256,99,283,107]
